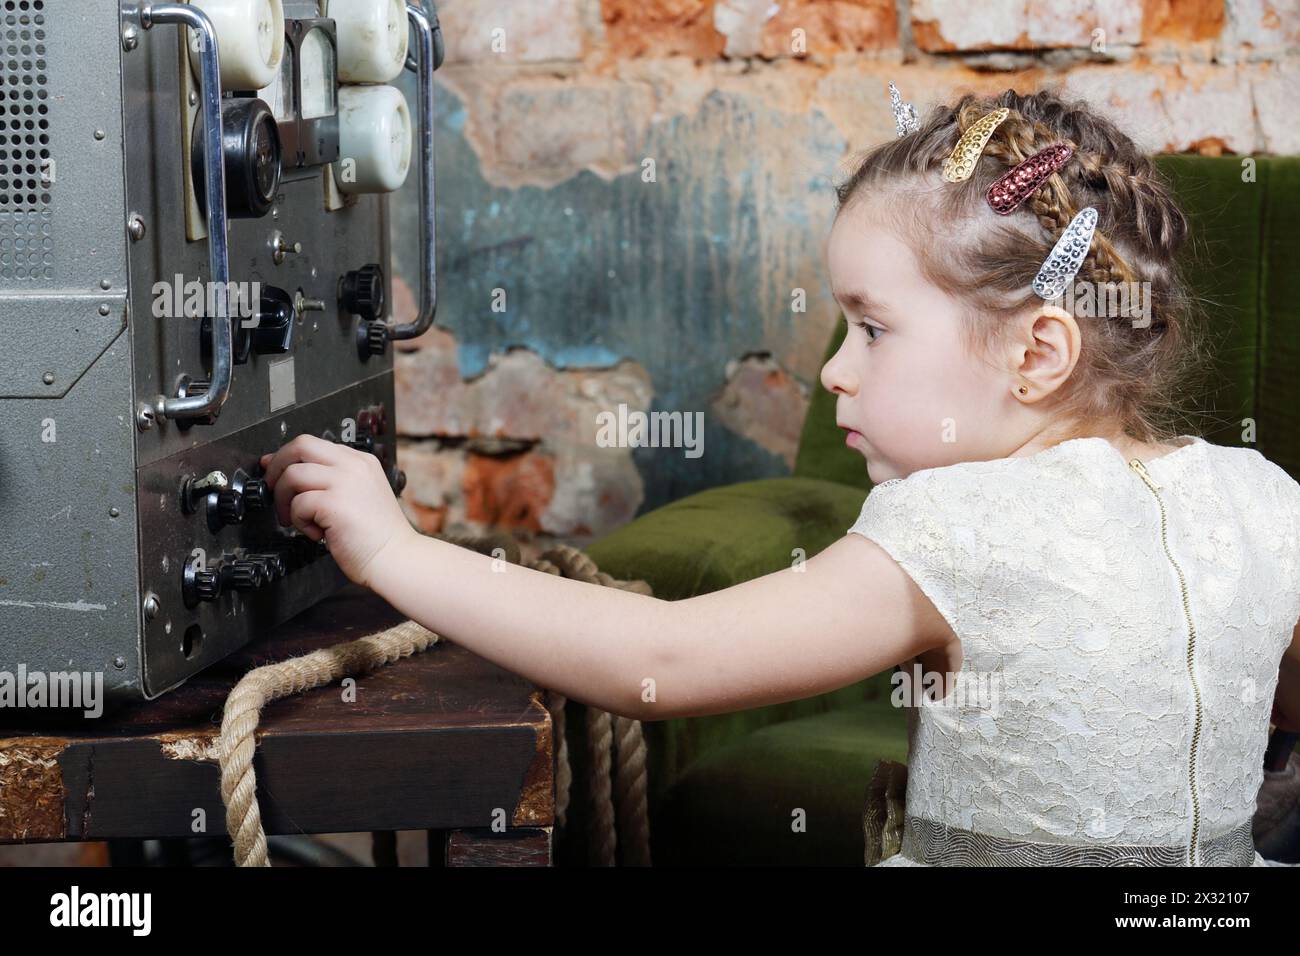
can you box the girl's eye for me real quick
[856,319,884,344]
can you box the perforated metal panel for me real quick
[0,0,52,282]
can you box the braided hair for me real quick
[833,88,1210,446]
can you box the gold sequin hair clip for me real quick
[941,107,1010,183]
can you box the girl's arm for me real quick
[261,435,954,722]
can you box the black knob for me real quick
[208,489,245,532]
[242,477,271,513]
[222,560,264,592]
[250,286,297,355]
[193,568,221,602]
[357,320,389,360]
[390,466,407,496]
[339,264,385,321]
[191,97,282,219]
[250,553,287,580]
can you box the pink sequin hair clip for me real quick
[986,143,1074,215]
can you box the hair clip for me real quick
[1033,207,1098,300]
[889,81,919,138]
[986,143,1074,215]
[941,107,1010,183]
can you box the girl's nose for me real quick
[820,345,857,397]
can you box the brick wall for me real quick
[388,0,1298,547]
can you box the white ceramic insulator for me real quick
[187,0,286,92]
[336,85,412,194]
[331,0,409,84]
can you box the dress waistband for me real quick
[899,814,1256,866]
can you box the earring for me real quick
[1018,386,1028,395]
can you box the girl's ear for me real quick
[1011,303,1081,400]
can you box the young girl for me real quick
[260,89,1300,867]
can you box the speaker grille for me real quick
[0,0,51,282]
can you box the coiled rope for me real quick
[211,531,653,868]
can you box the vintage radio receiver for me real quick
[0,0,442,705]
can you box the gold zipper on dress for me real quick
[1129,457,1203,865]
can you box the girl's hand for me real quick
[259,434,416,591]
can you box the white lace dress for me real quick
[846,436,1300,866]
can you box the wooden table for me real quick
[0,585,554,866]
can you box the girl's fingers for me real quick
[274,462,335,528]
[262,434,348,488]
[289,489,329,541]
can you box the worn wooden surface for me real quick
[0,585,553,845]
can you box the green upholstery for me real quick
[576,156,1300,866]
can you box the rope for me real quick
[212,531,654,868]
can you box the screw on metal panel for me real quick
[98,303,110,316]
[143,595,159,621]
[294,291,326,315]
[122,26,139,51]
[189,90,198,107]
[94,129,106,141]
[109,507,120,518]
[42,371,54,384]
[100,279,111,290]
[280,421,288,437]
[269,232,302,265]
[112,655,127,670]
[127,213,146,241]
[136,403,156,431]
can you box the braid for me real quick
[965,107,1135,287]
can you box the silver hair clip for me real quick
[889,82,919,138]
[1033,207,1098,300]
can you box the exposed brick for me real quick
[711,353,808,467]
[1251,60,1300,152]
[601,0,727,60]
[463,450,556,530]
[396,443,464,535]
[912,0,1142,51]
[1224,0,1300,57]
[436,0,587,63]
[395,331,654,536]
[1143,0,1226,41]
[715,0,898,59]
[1063,62,1258,153]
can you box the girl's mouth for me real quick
[843,428,862,448]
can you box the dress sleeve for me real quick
[845,475,965,639]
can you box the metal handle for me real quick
[389,1,439,340]
[403,0,444,74]
[138,3,233,421]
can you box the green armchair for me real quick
[575,155,1300,865]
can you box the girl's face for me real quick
[821,199,1015,483]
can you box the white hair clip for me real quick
[889,82,919,138]
[1033,207,1098,300]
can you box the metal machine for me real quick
[0,0,441,705]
